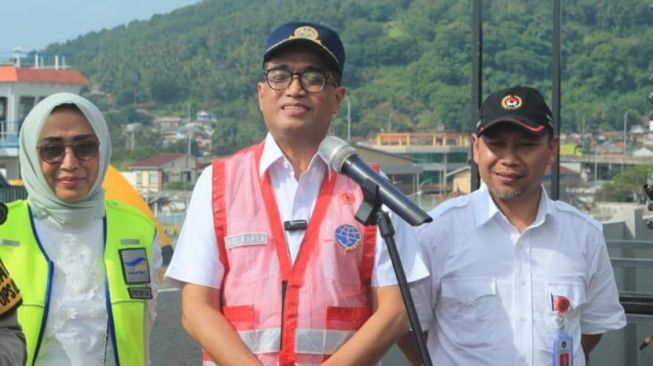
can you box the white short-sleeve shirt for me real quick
[166,134,427,289]
[412,185,626,366]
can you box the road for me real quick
[151,287,412,365]
[151,288,201,365]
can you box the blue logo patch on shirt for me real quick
[119,248,150,284]
[335,224,362,251]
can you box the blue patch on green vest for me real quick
[119,248,151,284]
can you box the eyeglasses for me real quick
[37,140,100,164]
[263,68,338,93]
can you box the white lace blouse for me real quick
[33,217,160,366]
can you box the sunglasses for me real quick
[37,140,100,164]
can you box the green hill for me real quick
[43,0,653,157]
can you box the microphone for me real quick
[318,136,432,226]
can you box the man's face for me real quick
[472,124,558,204]
[257,49,345,147]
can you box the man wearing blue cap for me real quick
[404,86,625,365]
[166,21,427,366]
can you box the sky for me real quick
[1,0,200,52]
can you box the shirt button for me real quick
[520,317,527,322]
[520,280,527,287]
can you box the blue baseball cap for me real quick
[263,21,345,75]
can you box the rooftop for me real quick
[0,66,88,84]
[130,153,190,169]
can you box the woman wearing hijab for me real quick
[0,92,161,366]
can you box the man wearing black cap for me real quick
[166,21,427,366]
[404,86,625,365]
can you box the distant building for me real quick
[0,53,88,179]
[632,147,653,157]
[447,166,472,195]
[154,116,184,132]
[366,131,470,192]
[195,110,217,122]
[129,153,199,193]
[353,143,423,195]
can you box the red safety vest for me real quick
[203,141,377,366]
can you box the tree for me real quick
[596,164,653,202]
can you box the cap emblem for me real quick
[291,26,321,44]
[501,94,523,110]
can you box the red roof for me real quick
[0,66,88,85]
[130,153,189,169]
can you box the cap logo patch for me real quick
[501,94,522,110]
[292,26,321,43]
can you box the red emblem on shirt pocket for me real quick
[340,192,355,205]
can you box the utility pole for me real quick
[347,97,352,141]
[551,0,561,200]
[470,0,483,191]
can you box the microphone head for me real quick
[318,136,356,173]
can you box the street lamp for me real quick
[594,148,599,182]
[623,109,639,172]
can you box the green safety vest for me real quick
[0,199,155,366]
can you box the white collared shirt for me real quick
[166,133,427,289]
[412,185,626,366]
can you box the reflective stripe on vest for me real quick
[200,326,355,366]
[0,200,155,366]
[210,142,377,365]
[233,327,357,355]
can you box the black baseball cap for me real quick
[263,21,345,75]
[476,86,554,136]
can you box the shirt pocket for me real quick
[223,217,274,284]
[318,221,367,286]
[545,279,587,340]
[440,277,498,346]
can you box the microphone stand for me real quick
[355,179,433,366]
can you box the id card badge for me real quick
[552,331,573,366]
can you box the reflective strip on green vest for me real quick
[0,200,50,366]
[0,200,155,366]
[105,199,155,366]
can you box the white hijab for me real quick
[19,92,112,228]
